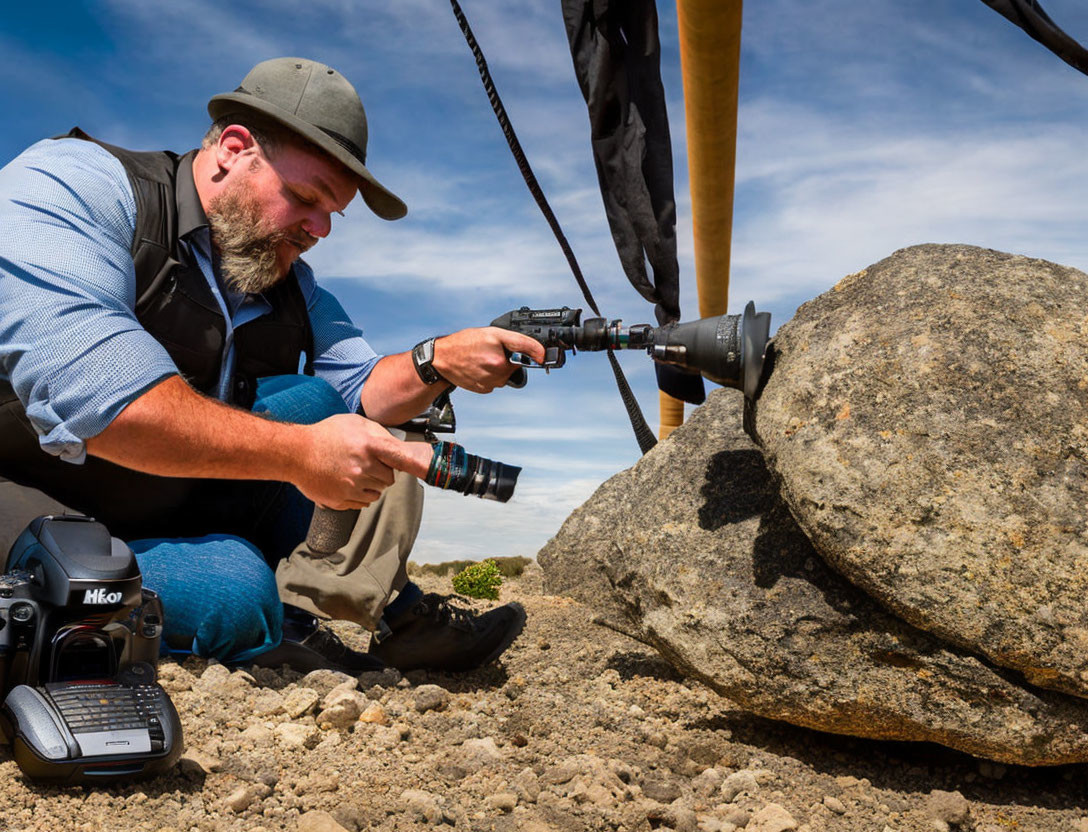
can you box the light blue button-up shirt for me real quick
[0,138,382,463]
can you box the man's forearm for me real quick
[85,375,310,481]
[358,353,450,426]
[84,375,432,510]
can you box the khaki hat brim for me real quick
[208,92,407,221]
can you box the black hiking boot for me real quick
[368,592,526,673]
[245,604,386,674]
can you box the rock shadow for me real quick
[698,449,775,529]
[685,710,1088,812]
[697,448,851,599]
[604,649,685,683]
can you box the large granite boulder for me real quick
[539,389,1088,765]
[750,245,1088,698]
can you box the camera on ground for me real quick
[0,514,182,783]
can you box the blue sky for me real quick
[3,1,1088,562]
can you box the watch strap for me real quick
[412,338,447,386]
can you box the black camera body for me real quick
[0,515,182,783]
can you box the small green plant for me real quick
[451,559,503,600]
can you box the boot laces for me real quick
[417,593,478,633]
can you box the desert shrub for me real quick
[451,559,503,600]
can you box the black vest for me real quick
[65,127,314,408]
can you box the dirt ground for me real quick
[1,565,1086,832]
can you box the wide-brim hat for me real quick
[208,57,407,221]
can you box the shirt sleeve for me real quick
[294,260,382,412]
[0,139,180,463]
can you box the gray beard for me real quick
[207,188,292,295]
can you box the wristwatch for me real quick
[412,338,448,386]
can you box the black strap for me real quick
[981,0,1088,77]
[448,0,657,454]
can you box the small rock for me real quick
[224,786,256,813]
[274,722,319,749]
[300,669,356,696]
[197,662,231,689]
[357,667,401,689]
[179,750,222,775]
[1075,819,1088,832]
[283,687,320,718]
[413,684,450,713]
[252,690,285,716]
[722,806,750,828]
[642,773,683,803]
[512,767,541,803]
[156,662,194,692]
[823,796,846,814]
[644,802,696,832]
[225,668,257,689]
[692,768,724,798]
[748,803,797,832]
[319,698,362,730]
[364,724,403,749]
[358,702,387,724]
[646,731,669,749]
[300,773,340,794]
[239,724,274,747]
[485,792,518,813]
[697,819,735,832]
[327,677,360,697]
[925,790,971,827]
[669,807,699,832]
[721,770,760,802]
[297,810,351,832]
[461,736,504,771]
[401,788,444,824]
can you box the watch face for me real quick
[414,339,440,384]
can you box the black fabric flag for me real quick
[561,0,705,404]
[981,0,1088,77]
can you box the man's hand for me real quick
[296,414,434,510]
[432,327,546,393]
[358,326,548,426]
[86,375,436,510]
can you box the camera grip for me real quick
[506,366,527,388]
[306,506,360,555]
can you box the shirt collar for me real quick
[176,149,208,239]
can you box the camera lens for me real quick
[11,603,33,624]
[463,457,521,503]
[424,441,521,503]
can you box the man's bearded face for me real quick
[206,179,314,295]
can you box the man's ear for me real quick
[214,125,258,172]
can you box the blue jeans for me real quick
[128,375,348,663]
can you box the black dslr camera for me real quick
[0,515,182,783]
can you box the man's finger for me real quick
[357,463,396,489]
[372,437,432,479]
[494,329,547,363]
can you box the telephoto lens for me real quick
[424,441,520,502]
[305,442,521,555]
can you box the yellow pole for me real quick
[660,0,743,440]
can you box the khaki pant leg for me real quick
[275,469,424,630]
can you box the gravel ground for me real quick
[2,564,1087,832]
